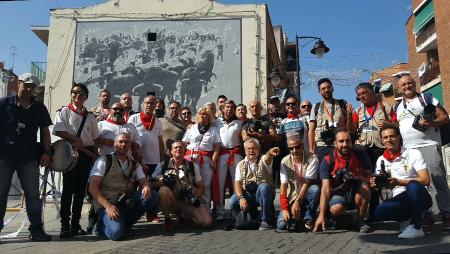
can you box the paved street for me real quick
[1,199,450,254]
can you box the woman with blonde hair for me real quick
[182,107,221,208]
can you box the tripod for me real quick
[40,167,61,219]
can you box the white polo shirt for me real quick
[128,114,163,165]
[97,120,141,156]
[375,147,427,197]
[182,124,221,151]
[53,106,99,146]
[215,118,243,149]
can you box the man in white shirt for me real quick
[370,126,432,238]
[395,74,450,228]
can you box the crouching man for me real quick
[277,136,320,232]
[229,138,279,230]
[370,126,432,238]
[314,131,373,233]
[89,132,158,240]
[152,141,212,232]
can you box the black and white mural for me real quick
[74,19,242,111]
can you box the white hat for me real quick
[18,73,44,92]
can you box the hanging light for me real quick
[310,39,330,58]
[268,67,282,87]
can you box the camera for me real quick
[320,120,336,145]
[335,168,359,188]
[180,186,200,208]
[117,193,136,209]
[245,181,258,196]
[375,160,390,188]
[247,120,263,133]
[163,173,177,189]
[412,104,436,132]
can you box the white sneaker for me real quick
[398,220,410,233]
[398,225,425,239]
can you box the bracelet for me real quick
[238,195,245,200]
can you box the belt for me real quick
[219,146,242,166]
[185,149,213,165]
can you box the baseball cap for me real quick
[269,96,280,104]
[18,73,44,92]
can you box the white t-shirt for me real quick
[97,121,141,156]
[128,114,163,164]
[277,115,309,152]
[279,156,318,187]
[235,155,273,181]
[90,155,146,180]
[396,94,441,148]
[53,106,99,146]
[375,147,427,197]
[215,118,243,148]
[182,124,221,151]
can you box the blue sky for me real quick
[0,0,412,106]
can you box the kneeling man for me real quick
[152,141,212,232]
[89,132,158,240]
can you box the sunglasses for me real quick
[301,105,312,109]
[286,102,297,106]
[111,107,124,112]
[169,107,178,110]
[182,112,191,115]
[71,90,86,97]
[288,145,303,151]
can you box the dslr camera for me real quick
[374,160,391,188]
[180,186,201,208]
[320,120,336,145]
[247,120,263,133]
[335,168,359,188]
[117,193,136,209]
[245,181,258,196]
[163,173,177,189]
[412,104,436,131]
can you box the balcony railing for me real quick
[416,21,435,49]
[31,62,47,83]
[420,64,440,86]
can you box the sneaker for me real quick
[70,225,87,236]
[422,213,434,228]
[398,225,425,239]
[258,221,272,231]
[441,214,450,230]
[146,214,160,223]
[29,226,52,242]
[398,220,410,233]
[216,213,225,222]
[357,220,372,233]
[304,220,314,231]
[59,225,71,238]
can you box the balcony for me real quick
[31,62,47,83]
[420,64,440,87]
[416,21,437,53]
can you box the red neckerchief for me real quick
[105,116,125,125]
[68,103,87,116]
[287,113,298,119]
[383,149,401,162]
[331,150,363,178]
[140,112,155,131]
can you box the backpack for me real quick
[394,93,450,146]
[86,153,114,201]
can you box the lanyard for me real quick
[321,99,336,121]
[363,103,378,124]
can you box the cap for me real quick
[18,73,44,92]
[268,96,280,104]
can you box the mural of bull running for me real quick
[74,19,242,112]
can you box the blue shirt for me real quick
[0,96,53,161]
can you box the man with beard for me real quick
[216,95,227,118]
[215,100,244,220]
[120,93,136,122]
[91,89,111,122]
[308,78,352,160]
[242,100,278,154]
[394,74,450,228]
[160,101,187,157]
[313,131,372,233]
[181,106,194,128]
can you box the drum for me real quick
[48,140,79,173]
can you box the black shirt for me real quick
[243,116,274,154]
[0,96,53,161]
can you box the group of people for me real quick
[1,72,450,242]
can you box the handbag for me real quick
[234,210,258,230]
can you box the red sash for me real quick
[140,112,156,131]
[219,146,242,166]
[184,149,213,165]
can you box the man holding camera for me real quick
[370,126,432,238]
[308,78,352,160]
[313,131,373,233]
[89,132,158,241]
[395,74,450,228]
[228,138,279,230]
[152,141,212,232]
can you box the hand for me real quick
[142,164,150,175]
[419,118,433,127]
[211,160,217,170]
[282,210,290,222]
[239,198,249,211]
[346,103,353,114]
[313,216,326,232]
[40,153,51,167]
[369,176,377,189]
[142,185,152,200]
[106,204,120,221]
[376,120,391,129]
[388,177,400,187]
[73,137,85,151]
[292,201,301,220]
[269,147,280,156]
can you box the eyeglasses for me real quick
[71,90,86,97]
[169,107,178,110]
[286,102,297,106]
[288,145,303,151]
[301,105,312,109]
[181,112,191,115]
[111,107,124,112]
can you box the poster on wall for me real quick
[74,19,242,112]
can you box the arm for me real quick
[263,147,280,165]
[159,136,165,162]
[39,127,52,167]
[389,169,430,187]
[211,142,220,170]
[194,179,205,198]
[241,128,249,142]
[234,180,248,211]
[89,176,120,220]
[346,103,355,133]
[279,183,290,221]
[428,105,449,127]
[137,177,152,199]
[308,121,317,153]
[55,131,85,151]
[313,179,331,232]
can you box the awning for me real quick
[379,83,392,93]
[414,0,434,34]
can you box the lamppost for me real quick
[268,36,330,100]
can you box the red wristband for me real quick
[280,193,289,211]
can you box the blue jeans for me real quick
[374,181,432,229]
[0,159,42,231]
[98,190,158,240]
[277,185,320,229]
[229,183,274,223]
